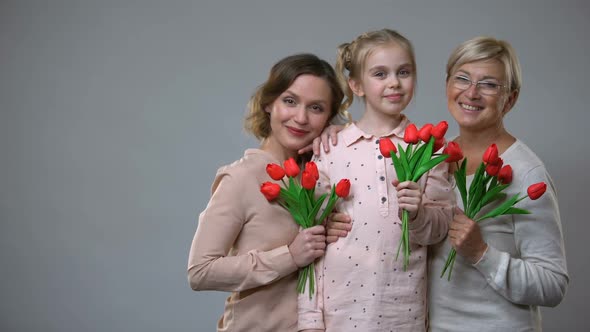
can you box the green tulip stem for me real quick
[395,209,411,271]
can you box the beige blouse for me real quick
[188,149,301,331]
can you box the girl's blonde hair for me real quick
[335,28,416,112]
[244,53,344,140]
[446,36,522,105]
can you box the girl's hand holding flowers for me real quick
[379,120,450,270]
[325,212,352,243]
[392,179,422,220]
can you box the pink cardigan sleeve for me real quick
[407,161,454,245]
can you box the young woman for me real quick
[188,53,344,332]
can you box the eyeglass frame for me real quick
[450,75,505,96]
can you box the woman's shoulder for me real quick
[503,140,545,170]
[503,140,554,187]
[216,149,271,174]
[211,149,270,190]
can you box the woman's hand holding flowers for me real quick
[288,225,327,268]
[448,208,488,264]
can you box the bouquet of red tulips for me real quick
[440,143,548,280]
[378,120,450,271]
[260,158,350,296]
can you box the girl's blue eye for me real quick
[398,69,411,78]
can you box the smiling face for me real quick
[263,74,332,159]
[447,60,516,132]
[350,43,415,120]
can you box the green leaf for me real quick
[417,137,435,170]
[398,144,411,180]
[288,177,297,193]
[466,163,486,217]
[455,159,468,209]
[280,187,297,202]
[411,154,448,182]
[298,189,312,222]
[480,184,509,206]
[468,181,487,218]
[475,194,521,222]
[468,163,486,198]
[316,186,338,224]
[308,194,327,225]
[409,142,427,174]
[289,207,307,227]
[391,153,407,181]
[488,176,498,191]
[503,207,532,215]
[405,143,414,161]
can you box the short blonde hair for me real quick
[446,36,522,105]
[335,28,416,111]
[244,53,344,140]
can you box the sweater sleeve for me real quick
[473,166,569,306]
[408,161,454,245]
[187,172,299,292]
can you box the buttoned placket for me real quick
[375,139,389,217]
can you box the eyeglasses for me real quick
[451,75,504,96]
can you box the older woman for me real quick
[320,36,569,331]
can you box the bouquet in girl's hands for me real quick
[260,158,350,296]
[440,143,548,280]
[379,121,450,271]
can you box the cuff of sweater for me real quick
[297,312,325,331]
[268,245,300,277]
[473,244,503,282]
[407,207,425,230]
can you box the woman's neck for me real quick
[356,111,404,137]
[455,125,516,175]
[259,138,298,162]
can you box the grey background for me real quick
[1,0,588,331]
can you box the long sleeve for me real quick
[408,161,454,246]
[187,171,299,292]
[473,166,569,306]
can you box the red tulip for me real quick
[418,123,433,142]
[431,120,449,140]
[433,136,446,152]
[266,163,285,181]
[301,170,316,190]
[283,158,300,177]
[379,137,397,158]
[403,124,419,144]
[497,165,513,184]
[443,142,463,163]
[335,179,351,198]
[527,182,547,200]
[260,182,281,201]
[483,144,499,165]
[485,158,503,176]
[305,161,319,180]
